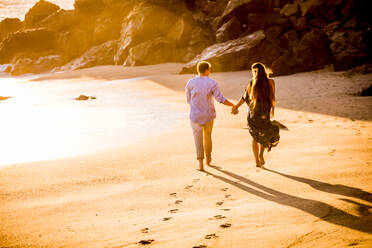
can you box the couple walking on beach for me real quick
[186,61,279,171]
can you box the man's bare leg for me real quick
[198,159,204,171]
[203,121,213,166]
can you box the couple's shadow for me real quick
[203,165,372,234]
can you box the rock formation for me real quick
[0,0,370,75]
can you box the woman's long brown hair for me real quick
[248,62,275,113]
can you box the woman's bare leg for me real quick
[252,140,260,166]
[259,144,265,166]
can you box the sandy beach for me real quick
[0,64,371,247]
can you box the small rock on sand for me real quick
[75,95,96,101]
[0,96,12,101]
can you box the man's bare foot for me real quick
[206,157,212,166]
[198,159,204,171]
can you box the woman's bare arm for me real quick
[269,79,275,117]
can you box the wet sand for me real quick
[0,64,371,247]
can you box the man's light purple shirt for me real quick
[185,76,226,124]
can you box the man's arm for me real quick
[211,81,234,106]
[185,83,191,104]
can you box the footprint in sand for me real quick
[138,239,154,245]
[169,193,177,196]
[221,188,228,191]
[185,185,193,189]
[220,223,232,228]
[225,194,231,198]
[220,208,231,211]
[163,217,172,221]
[192,245,207,248]
[141,228,149,233]
[213,215,226,220]
[192,179,200,183]
[205,233,218,239]
[175,200,183,204]
[216,201,224,206]
[328,150,336,156]
[169,209,179,213]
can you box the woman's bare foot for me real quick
[206,157,212,166]
[255,160,262,167]
[259,155,265,166]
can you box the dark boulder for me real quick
[245,12,288,34]
[181,30,265,73]
[289,16,310,34]
[114,3,179,65]
[11,55,66,75]
[124,38,177,66]
[330,30,368,71]
[280,3,299,17]
[272,28,332,76]
[354,85,372,97]
[266,26,283,40]
[252,26,286,65]
[272,0,291,8]
[179,25,215,62]
[222,0,272,21]
[216,16,242,43]
[322,21,341,37]
[0,18,23,42]
[346,63,372,76]
[253,39,285,67]
[0,28,58,64]
[24,0,60,28]
[300,0,343,22]
[282,30,299,50]
[58,39,118,70]
[271,50,306,76]
[293,29,332,70]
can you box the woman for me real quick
[232,62,279,167]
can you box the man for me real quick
[185,61,235,171]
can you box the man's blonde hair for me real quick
[197,61,211,74]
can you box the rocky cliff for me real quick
[0,0,370,76]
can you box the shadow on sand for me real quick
[204,165,372,234]
[264,168,372,204]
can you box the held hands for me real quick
[231,105,239,115]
